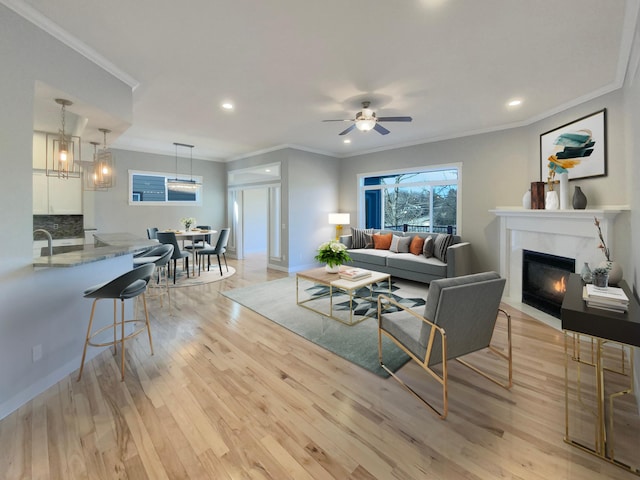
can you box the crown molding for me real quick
[1,0,140,90]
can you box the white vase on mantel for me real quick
[558,172,569,209]
[522,189,531,209]
[545,190,559,210]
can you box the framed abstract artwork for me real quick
[540,109,607,182]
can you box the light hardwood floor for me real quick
[1,255,637,479]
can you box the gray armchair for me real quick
[377,271,512,419]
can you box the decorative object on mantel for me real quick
[545,189,559,210]
[572,186,587,209]
[558,172,569,209]
[315,240,351,273]
[530,181,545,209]
[594,216,623,285]
[522,189,531,209]
[540,109,607,182]
[580,262,592,283]
[591,267,609,288]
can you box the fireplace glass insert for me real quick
[522,250,575,318]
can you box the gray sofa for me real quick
[340,231,471,284]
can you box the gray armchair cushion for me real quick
[421,272,505,365]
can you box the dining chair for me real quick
[185,224,212,258]
[78,263,156,381]
[156,232,190,283]
[377,271,512,419]
[147,227,159,240]
[198,227,230,275]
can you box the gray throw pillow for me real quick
[390,234,412,253]
[351,227,374,249]
[423,235,434,258]
[433,233,454,262]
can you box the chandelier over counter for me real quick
[167,142,201,191]
[46,98,81,178]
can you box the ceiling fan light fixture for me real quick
[355,118,376,132]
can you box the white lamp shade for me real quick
[328,213,350,225]
[355,119,376,131]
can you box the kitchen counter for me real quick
[33,232,157,268]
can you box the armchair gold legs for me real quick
[378,295,512,420]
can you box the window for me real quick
[359,165,460,234]
[129,170,203,205]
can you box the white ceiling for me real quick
[9,0,639,161]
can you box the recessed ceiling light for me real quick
[343,139,351,144]
[508,99,522,107]
[265,169,271,173]
[221,102,234,110]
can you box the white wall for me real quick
[89,149,226,235]
[287,149,340,271]
[0,5,134,418]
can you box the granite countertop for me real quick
[33,233,158,268]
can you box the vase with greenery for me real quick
[591,267,609,288]
[315,240,351,273]
[181,217,196,231]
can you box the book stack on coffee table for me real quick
[339,268,372,281]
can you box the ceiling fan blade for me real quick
[377,116,412,122]
[373,123,390,135]
[322,119,354,122]
[339,124,357,136]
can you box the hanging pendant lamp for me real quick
[83,141,101,191]
[46,98,81,178]
[82,129,114,191]
[167,142,201,191]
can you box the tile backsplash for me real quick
[33,214,84,239]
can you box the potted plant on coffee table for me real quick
[315,240,351,273]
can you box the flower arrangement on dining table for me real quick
[314,240,351,268]
[180,217,196,230]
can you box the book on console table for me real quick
[339,268,371,281]
[582,285,629,312]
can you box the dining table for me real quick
[163,229,217,276]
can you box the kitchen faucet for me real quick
[33,229,53,257]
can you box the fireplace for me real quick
[522,250,575,318]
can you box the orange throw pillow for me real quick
[372,233,393,250]
[409,235,425,255]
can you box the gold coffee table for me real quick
[296,267,391,325]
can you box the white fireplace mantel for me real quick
[490,206,629,327]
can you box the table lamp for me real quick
[328,213,350,240]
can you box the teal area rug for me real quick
[222,277,427,377]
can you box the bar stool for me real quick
[133,244,173,311]
[78,263,155,381]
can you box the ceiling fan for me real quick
[323,101,412,136]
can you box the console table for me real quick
[561,273,639,476]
